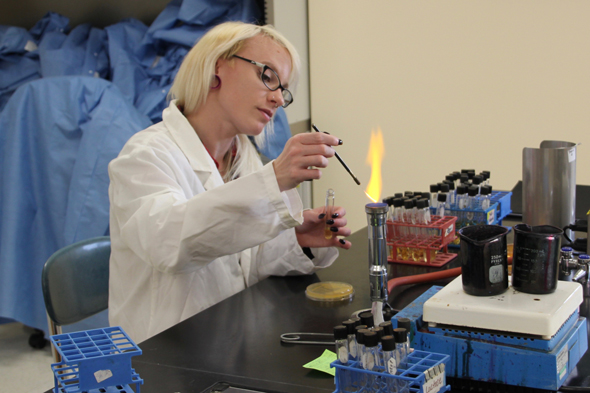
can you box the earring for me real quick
[211,75,221,90]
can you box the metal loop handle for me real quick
[280,332,334,345]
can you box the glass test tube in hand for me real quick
[324,189,335,239]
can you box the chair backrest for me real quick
[42,236,111,327]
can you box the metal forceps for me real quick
[280,332,334,346]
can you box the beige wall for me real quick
[309,1,590,233]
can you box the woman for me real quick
[108,22,351,343]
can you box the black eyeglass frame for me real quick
[233,55,293,108]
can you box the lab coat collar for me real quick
[163,100,224,189]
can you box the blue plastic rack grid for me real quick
[50,326,143,393]
[331,350,451,393]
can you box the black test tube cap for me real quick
[393,328,408,343]
[350,316,361,327]
[468,185,479,197]
[439,183,450,193]
[356,328,370,345]
[359,311,374,328]
[334,325,348,340]
[379,321,395,336]
[373,326,384,341]
[430,184,439,192]
[381,335,396,352]
[397,318,412,333]
[342,319,356,335]
[437,193,447,203]
[363,331,379,348]
[417,199,427,209]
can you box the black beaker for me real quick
[512,224,563,294]
[458,225,509,296]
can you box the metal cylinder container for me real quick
[522,141,577,240]
[365,203,389,303]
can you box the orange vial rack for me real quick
[386,215,458,267]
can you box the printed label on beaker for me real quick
[489,264,504,284]
[568,148,576,163]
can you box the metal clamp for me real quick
[280,332,334,346]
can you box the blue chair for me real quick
[41,236,111,359]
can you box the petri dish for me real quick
[305,281,355,302]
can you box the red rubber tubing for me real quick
[387,267,462,293]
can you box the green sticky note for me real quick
[303,349,337,376]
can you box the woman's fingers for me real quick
[273,133,342,191]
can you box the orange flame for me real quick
[365,127,384,203]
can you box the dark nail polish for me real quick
[326,219,334,225]
[330,227,339,232]
[339,239,346,245]
[338,139,343,145]
[332,213,339,218]
[318,214,325,219]
[323,131,331,135]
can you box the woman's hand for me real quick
[273,132,342,192]
[295,206,352,249]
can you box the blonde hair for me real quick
[169,22,301,181]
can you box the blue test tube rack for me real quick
[50,326,143,393]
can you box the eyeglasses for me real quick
[233,55,293,108]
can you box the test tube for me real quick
[380,335,399,392]
[480,186,491,210]
[342,319,358,362]
[324,189,335,239]
[362,331,380,391]
[334,325,349,364]
[334,325,353,393]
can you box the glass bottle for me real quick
[362,331,380,392]
[380,335,399,392]
[429,184,439,209]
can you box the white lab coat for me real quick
[108,101,338,343]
